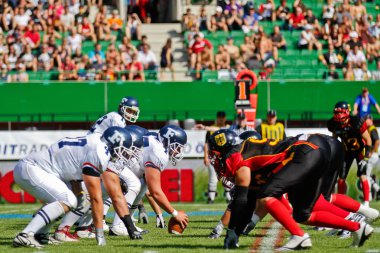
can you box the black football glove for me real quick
[224,229,239,249]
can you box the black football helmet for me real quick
[333,101,351,125]
[239,130,262,141]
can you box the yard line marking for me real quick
[250,219,275,252]
[257,221,282,253]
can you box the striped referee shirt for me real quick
[229,124,255,136]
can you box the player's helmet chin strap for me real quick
[120,105,140,123]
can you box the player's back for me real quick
[24,134,108,182]
[137,135,169,176]
[88,112,126,135]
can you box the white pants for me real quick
[14,160,77,209]
[208,164,218,192]
[367,154,379,177]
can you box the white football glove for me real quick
[96,228,106,246]
[156,214,166,228]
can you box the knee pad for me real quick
[62,191,78,210]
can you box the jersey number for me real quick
[58,138,87,149]
[89,115,108,133]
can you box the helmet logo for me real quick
[108,130,125,144]
[215,133,227,146]
[162,127,176,139]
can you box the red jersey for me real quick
[289,13,305,27]
[191,39,213,54]
[24,31,40,44]
[224,138,318,188]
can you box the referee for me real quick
[256,109,286,141]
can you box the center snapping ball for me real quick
[168,211,187,235]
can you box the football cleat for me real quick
[103,220,110,232]
[352,222,374,247]
[277,233,312,251]
[74,226,96,239]
[13,232,44,249]
[109,223,129,236]
[35,233,62,245]
[54,226,79,242]
[338,230,351,239]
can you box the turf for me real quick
[0,202,379,253]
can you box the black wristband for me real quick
[121,215,136,233]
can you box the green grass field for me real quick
[0,202,379,253]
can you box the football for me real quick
[168,211,187,235]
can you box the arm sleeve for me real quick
[370,95,377,105]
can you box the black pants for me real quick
[258,135,330,222]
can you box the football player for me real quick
[208,130,374,250]
[110,125,189,235]
[365,115,380,200]
[327,101,372,206]
[13,127,142,249]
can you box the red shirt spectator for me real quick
[191,35,213,54]
[61,57,76,71]
[289,7,305,28]
[24,24,41,49]
[127,55,145,81]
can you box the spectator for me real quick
[0,64,11,82]
[227,6,243,31]
[210,6,228,32]
[94,6,114,42]
[89,43,105,63]
[322,0,335,21]
[371,60,380,80]
[160,38,174,80]
[76,55,89,81]
[225,0,243,16]
[276,0,290,21]
[59,56,77,80]
[21,45,37,71]
[260,33,278,63]
[225,36,240,61]
[30,6,46,31]
[240,35,255,63]
[67,27,82,54]
[298,24,322,50]
[288,6,306,31]
[137,35,149,51]
[52,48,62,69]
[2,2,14,31]
[138,43,157,70]
[328,25,343,50]
[73,47,84,64]
[44,25,62,44]
[127,53,145,81]
[259,0,275,21]
[108,9,122,31]
[38,44,53,71]
[105,43,119,63]
[256,109,286,141]
[196,46,214,80]
[69,0,80,16]
[14,7,30,30]
[60,5,75,32]
[242,6,260,34]
[351,0,366,21]
[347,45,366,68]
[353,87,380,118]
[323,64,339,80]
[75,4,88,25]
[102,63,116,81]
[79,17,97,43]
[198,5,209,31]
[12,62,28,81]
[126,13,142,40]
[23,23,40,49]
[229,113,255,135]
[215,44,230,70]
[271,25,287,50]
[344,31,362,53]
[182,8,197,31]
[5,45,18,71]
[305,8,321,34]
[319,43,344,68]
[189,34,212,72]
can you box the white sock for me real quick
[58,204,90,229]
[251,213,260,225]
[103,198,112,217]
[23,201,65,234]
[209,191,216,201]
[112,213,123,227]
[358,204,379,219]
[364,201,370,207]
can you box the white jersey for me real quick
[88,111,126,135]
[22,134,110,182]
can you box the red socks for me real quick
[330,194,360,212]
[337,179,347,194]
[313,195,350,218]
[278,195,293,215]
[361,178,370,202]
[309,211,360,232]
[265,197,304,236]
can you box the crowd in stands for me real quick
[0,0,169,82]
[183,0,380,81]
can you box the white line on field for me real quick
[374,227,380,233]
[257,221,282,253]
[0,207,37,214]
